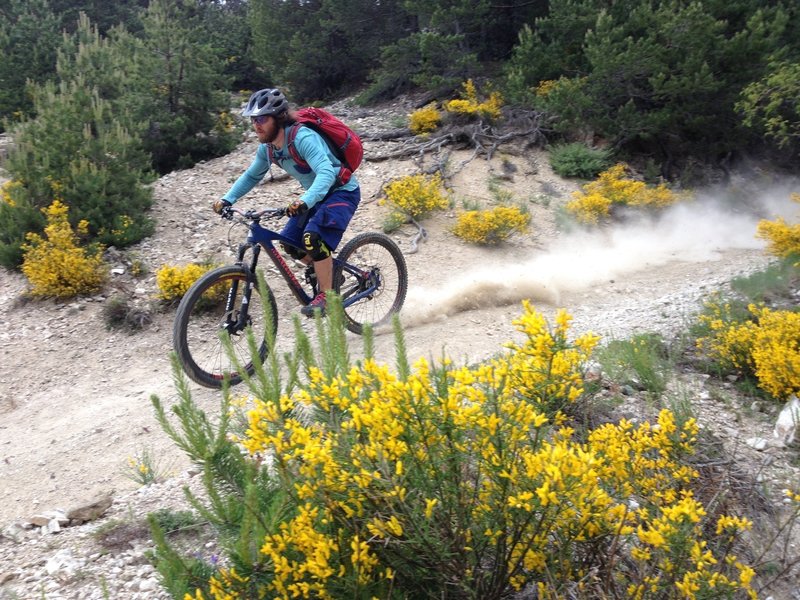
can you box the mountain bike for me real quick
[173,205,408,388]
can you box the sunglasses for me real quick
[251,115,270,125]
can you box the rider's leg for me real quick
[303,231,332,293]
[280,215,309,263]
[313,256,333,291]
[300,189,360,305]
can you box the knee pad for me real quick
[281,242,306,261]
[303,231,331,261]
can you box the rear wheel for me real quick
[334,232,407,334]
[173,265,278,388]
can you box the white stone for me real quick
[774,395,799,444]
[746,437,768,451]
[139,577,159,591]
[45,519,61,534]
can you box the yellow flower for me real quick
[566,164,686,224]
[21,200,106,298]
[452,205,530,245]
[409,103,441,135]
[424,498,439,519]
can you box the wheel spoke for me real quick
[174,267,278,388]
[336,233,407,334]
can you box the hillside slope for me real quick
[1,100,798,598]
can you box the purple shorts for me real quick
[281,187,360,252]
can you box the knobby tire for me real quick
[334,232,408,334]
[173,265,278,388]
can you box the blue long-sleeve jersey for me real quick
[222,125,359,209]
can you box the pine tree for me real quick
[4,78,154,255]
[127,0,239,173]
[0,0,60,127]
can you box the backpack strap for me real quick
[266,125,305,169]
[285,123,307,168]
[284,122,351,188]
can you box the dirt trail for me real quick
[0,130,794,529]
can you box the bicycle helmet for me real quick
[242,88,288,117]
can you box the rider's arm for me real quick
[293,128,338,209]
[222,144,272,203]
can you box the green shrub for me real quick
[0,0,60,128]
[738,61,800,154]
[358,31,478,104]
[129,0,242,174]
[730,255,800,303]
[149,508,203,534]
[596,333,670,399]
[549,142,612,179]
[3,79,154,264]
[151,298,766,600]
[0,183,45,268]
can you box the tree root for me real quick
[364,108,549,173]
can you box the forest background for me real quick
[1,0,800,273]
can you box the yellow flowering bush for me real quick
[749,307,800,399]
[566,164,684,224]
[695,294,757,373]
[696,296,800,399]
[452,205,530,244]
[535,79,558,98]
[382,173,449,220]
[1,179,24,207]
[21,200,106,298]
[213,110,236,135]
[409,103,441,135]
[444,79,503,121]
[163,300,758,600]
[156,262,222,302]
[756,193,800,259]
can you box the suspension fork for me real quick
[224,242,261,332]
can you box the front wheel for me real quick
[173,265,278,388]
[334,232,408,334]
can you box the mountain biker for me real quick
[213,88,360,316]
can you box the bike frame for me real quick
[227,211,378,325]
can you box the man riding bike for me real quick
[213,88,360,316]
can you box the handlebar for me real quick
[221,206,287,221]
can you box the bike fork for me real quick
[223,243,261,333]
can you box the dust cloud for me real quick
[401,187,798,326]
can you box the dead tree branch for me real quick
[406,216,428,254]
[363,108,549,169]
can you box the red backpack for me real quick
[274,107,364,186]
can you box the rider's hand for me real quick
[287,199,308,217]
[213,199,231,214]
